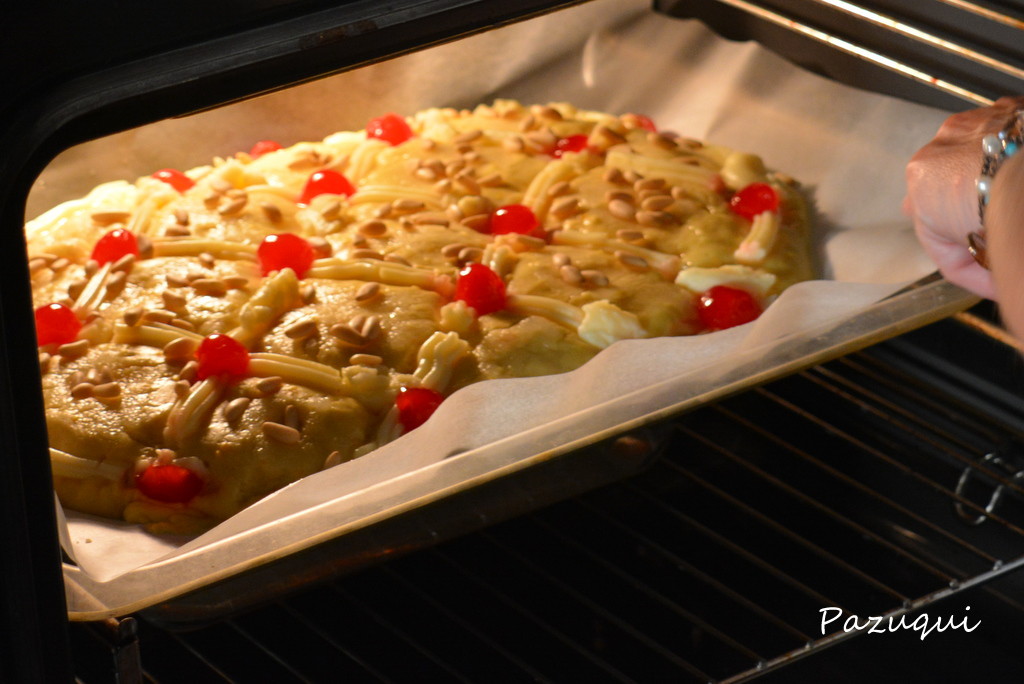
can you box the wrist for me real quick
[986,151,1024,338]
[977,108,1024,223]
[967,106,1024,268]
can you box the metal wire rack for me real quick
[70,310,1024,682]
[660,0,1024,107]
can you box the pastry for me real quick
[26,100,813,533]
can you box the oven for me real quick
[4,1,1024,682]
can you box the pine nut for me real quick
[165,224,192,237]
[92,382,121,399]
[261,203,283,224]
[123,307,144,326]
[461,215,490,232]
[547,181,572,198]
[358,220,387,237]
[58,340,89,358]
[320,201,341,221]
[163,337,198,361]
[602,167,627,185]
[634,178,666,192]
[454,129,483,144]
[71,383,95,400]
[581,270,610,287]
[636,210,678,227]
[608,199,636,221]
[162,290,187,311]
[392,199,425,212]
[255,376,284,395]
[105,271,127,296]
[91,211,131,226]
[616,229,646,243]
[560,264,584,285]
[223,397,250,423]
[615,251,650,271]
[262,421,301,445]
[67,279,88,301]
[641,195,675,212]
[329,324,366,347]
[551,197,581,220]
[284,318,318,340]
[179,360,199,382]
[143,309,176,325]
[174,380,191,399]
[284,404,302,430]
[355,282,381,302]
[192,278,228,297]
[224,276,250,290]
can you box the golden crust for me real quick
[28,100,814,533]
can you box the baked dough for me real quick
[26,101,813,533]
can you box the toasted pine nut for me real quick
[263,421,301,445]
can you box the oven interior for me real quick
[4,0,1024,681]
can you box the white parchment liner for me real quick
[30,0,964,603]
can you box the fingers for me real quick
[994,95,1024,111]
[932,97,1022,143]
[903,99,1024,300]
[916,230,995,298]
[906,97,1024,300]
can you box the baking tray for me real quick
[43,0,977,617]
[65,273,975,622]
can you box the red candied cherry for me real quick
[90,228,139,266]
[454,263,507,316]
[298,169,356,205]
[696,285,762,331]
[629,113,657,132]
[249,140,283,158]
[151,168,195,193]
[366,113,414,146]
[490,204,540,236]
[136,463,203,504]
[257,233,315,277]
[195,333,250,381]
[34,303,81,347]
[395,386,445,432]
[552,134,591,158]
[729,182,780,221]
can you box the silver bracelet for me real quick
[978,108,1024,219]
[968,107,1024,268]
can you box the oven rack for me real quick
[661,0,1024,108]
[70,308,1024,682]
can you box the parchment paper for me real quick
[34,0,955,587]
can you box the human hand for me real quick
[904,96,1024,299]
